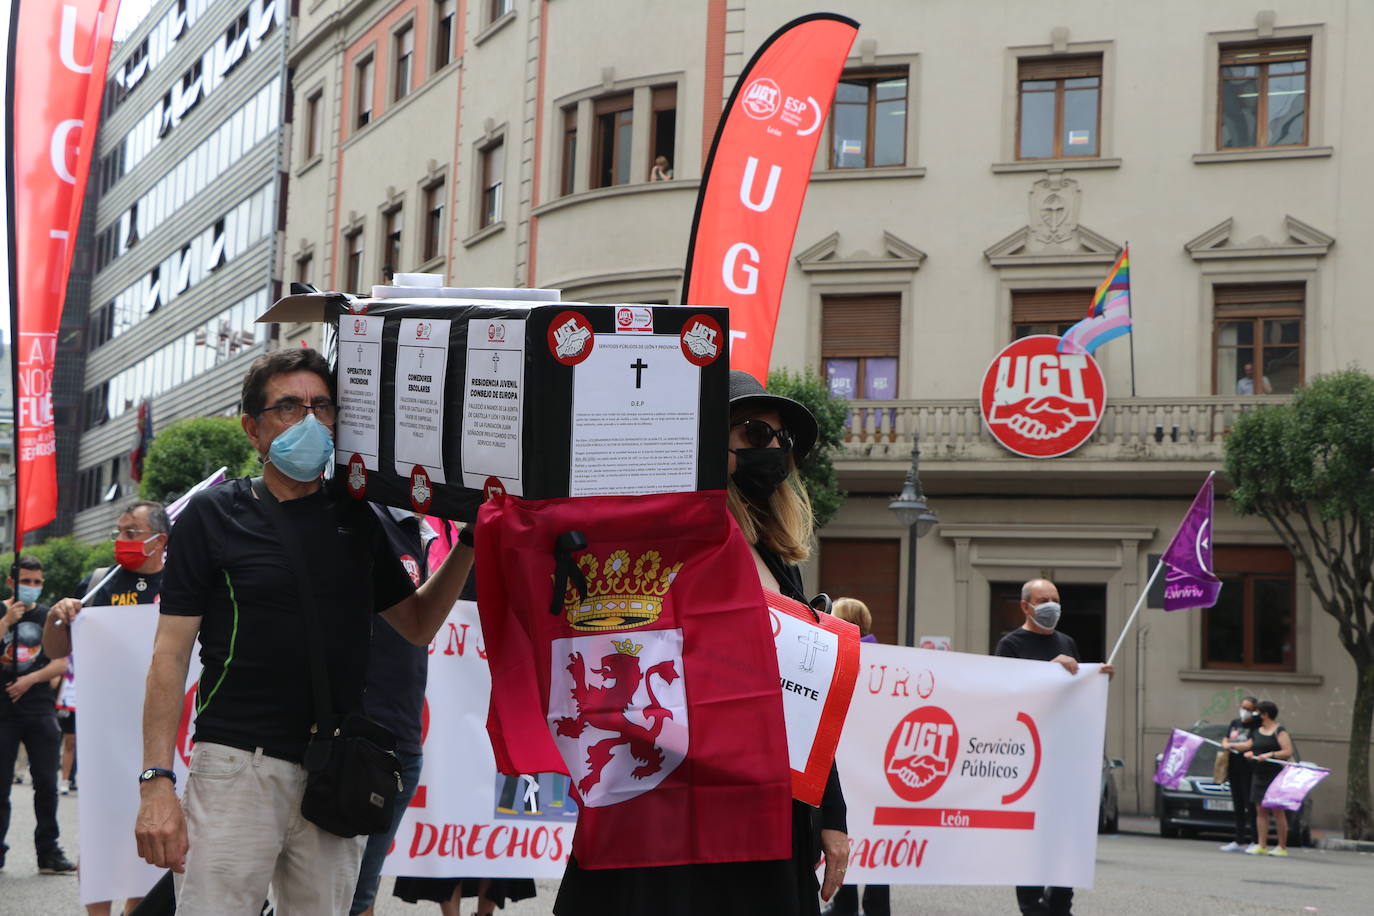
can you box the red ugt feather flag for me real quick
[4,0,122,548]
[682,14,859,380]
[476,490,792,869]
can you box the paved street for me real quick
[3,791,1372,914]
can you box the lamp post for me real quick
[888,436,938,647]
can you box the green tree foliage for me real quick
[140,415,253,502]
[1,536,108,604]
[767,367,848,529]
[1224,368,1374,839]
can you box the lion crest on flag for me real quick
[548,631,689,807]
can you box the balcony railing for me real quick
[837,396,1290,463]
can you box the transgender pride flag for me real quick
[1059,245,1131,356]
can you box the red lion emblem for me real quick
[554,650,678,796]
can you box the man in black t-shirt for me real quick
[994,579,1113,916]
[0,556,76,874]
[134,349,474,915]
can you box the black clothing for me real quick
[994,627,1080,664]
[161,477,415,762]
[830,883,892,916]
[393,877,536,908]
[996,627,1078,915]
[77,566,164,607]
[1249,726,1289,803]
[1225,716,1256,844]
[554,542,845,916]
[1,604,57,717]
[1017,885,1074,916]
[0,714,63,858]
[365,507,430,755]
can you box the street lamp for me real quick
[888,436,938,647]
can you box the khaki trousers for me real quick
[175,742,365,915]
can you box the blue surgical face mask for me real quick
[16,584,42,605]
[266,413,334,482]
[1031,600,1062,630]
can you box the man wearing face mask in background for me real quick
[1,556,76,874]
[133,348,474,915]
[994,578,1113,916]
[1218,696,1260,852]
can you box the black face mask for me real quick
[731,447,790,504]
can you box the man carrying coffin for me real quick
[995,578,1113,916]
[135,349,473,915]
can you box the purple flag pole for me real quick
[1106,556,1164,667]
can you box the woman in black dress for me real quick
[1244,700,1295,856]
[554,371,849,915]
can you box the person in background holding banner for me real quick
[43,499,167,916]
[0,556,76,874]
[825,598,886,916]
[1244,701,1295,856]
[1218,696,1259,852]
[134,349,475,915]
[349,506,435,916]
[995,578,1112,916]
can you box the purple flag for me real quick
[1262,763,1330,811]
[1162,472,1223,611]
[1153,728,1205,789]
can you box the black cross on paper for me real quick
[630,358,648,388]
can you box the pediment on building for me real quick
[983,224,1121,267]
[984,174,1121,267]
[795,231,927,274]
[1184,215,1334,261]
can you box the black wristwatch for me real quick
[138,767,176,787]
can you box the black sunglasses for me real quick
[732,418,794,451]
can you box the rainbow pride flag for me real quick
[1059,245,1131,355]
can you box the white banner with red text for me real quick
[834,644,1109,886]
[72,606,201,906]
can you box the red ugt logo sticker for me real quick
[884,706,959,802]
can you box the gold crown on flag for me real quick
[612,638,643,656]
[563,548,682,631]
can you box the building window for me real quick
[560,106,578,196]
[480,141,504,228]
[1219,41,1309,150]
[382,206,403,279]
[295,251,313,285]
[592,94,632,188]
[830,71,907,168]
[345,228,365,292]
[305,91,323,160]
[1011,288,1093,339]
[1204,547,1295,670]
[423,180,445,262]
[355,54,375,128]
[649,86,676,179]
[487,0,512,25]
[1213,283,1303,395]
[393,24,414,101]
[1017,55,1102,159]
[821,294,900,400]
[434,0,457,70]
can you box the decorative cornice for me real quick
[983,225,1121,268]
[1184,215,1334,261]
[795,231,927,274]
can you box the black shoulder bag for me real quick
[252,478,402,838]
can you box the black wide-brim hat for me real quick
[728,370,819,461]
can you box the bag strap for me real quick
[251,478,336,742]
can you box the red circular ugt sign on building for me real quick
[979,335,1106,459]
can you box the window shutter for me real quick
[1011,289,1094,324]
[1219,41,1309,65]
[1018,55,1102,81]
[822,295,901,357]
[593,93,632,116]
[1214,283,1305,312]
